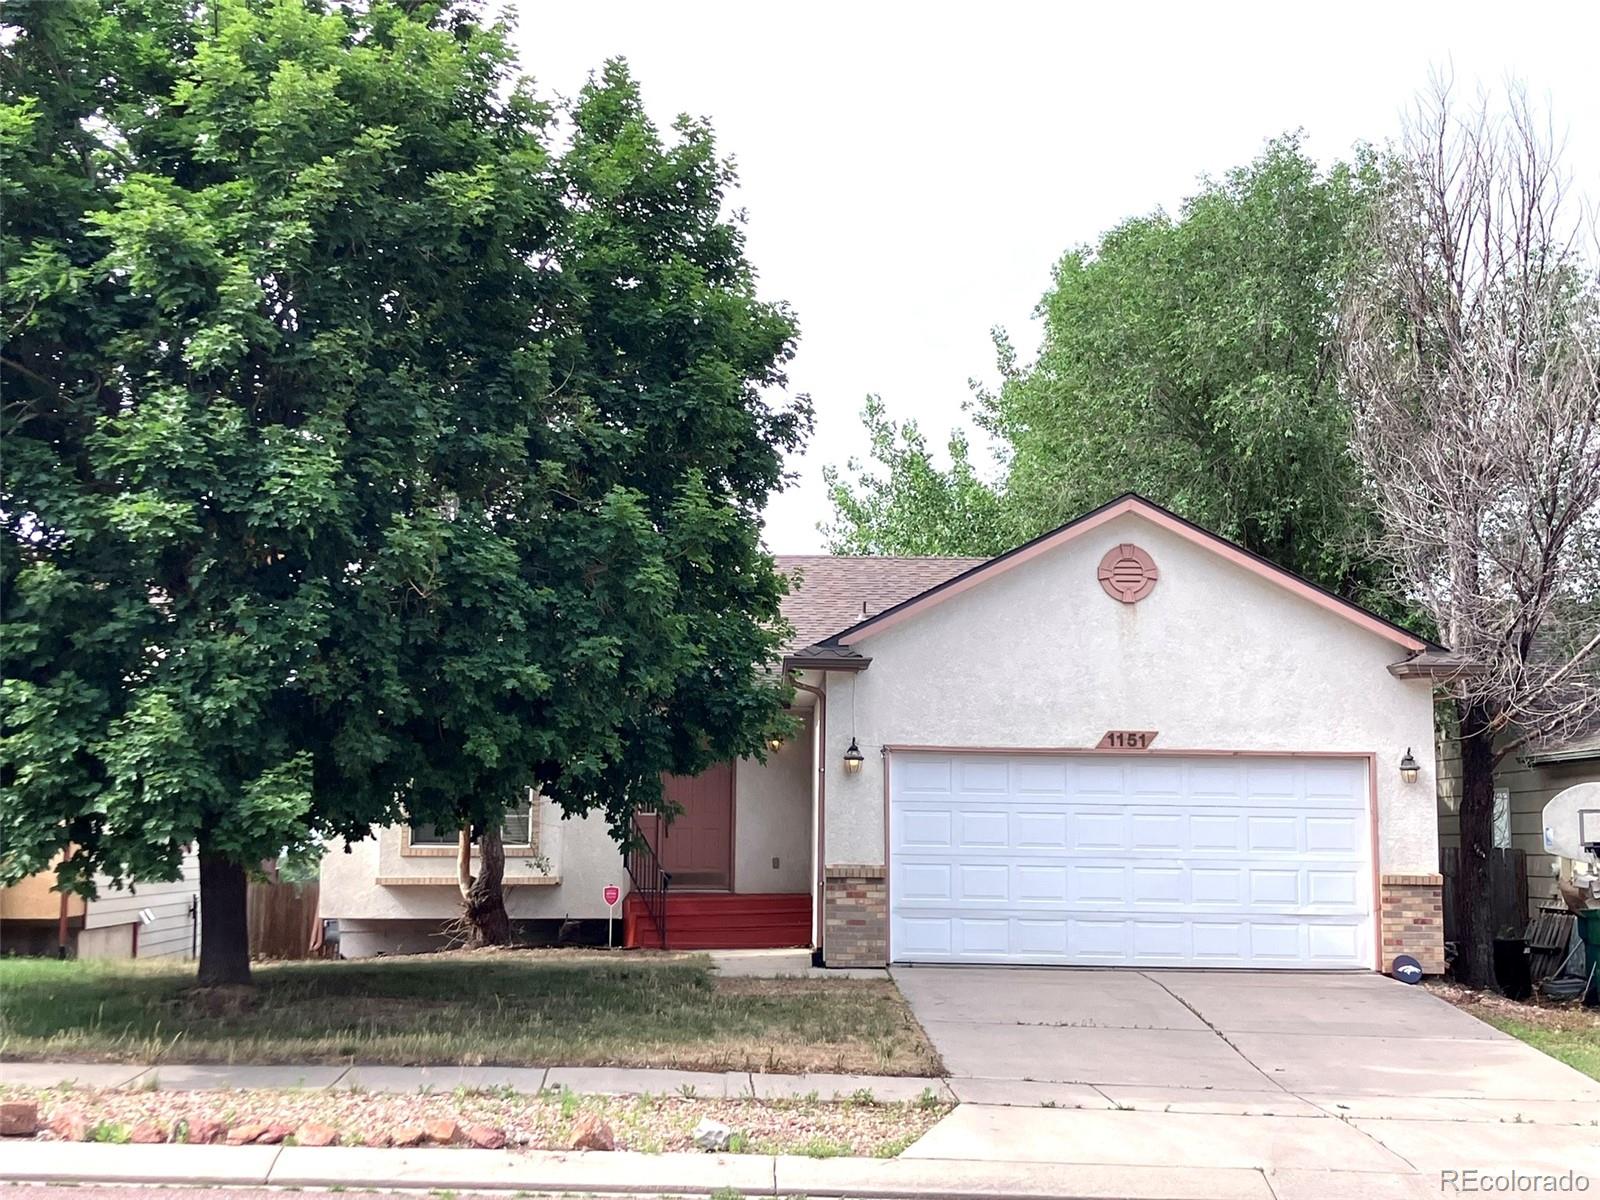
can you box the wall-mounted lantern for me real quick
[843,738,865,774]
[768,735,784,751]
[1399,748,1420,785]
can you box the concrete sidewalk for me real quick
[0,1059,952,1102]
[0,1139,1439,1200]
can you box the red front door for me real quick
[652,763,734,890]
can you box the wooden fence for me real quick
[246,879,322,960]
[1440,846,1528,945]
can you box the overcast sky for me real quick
[512,2,1600,553]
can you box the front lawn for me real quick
[1428,981,1600,1081]
[0,950,941,1076]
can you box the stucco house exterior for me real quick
[321,494,1456,973]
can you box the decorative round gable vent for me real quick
[1097,543,1159,604]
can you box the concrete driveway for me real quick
[893,967,1600,1196]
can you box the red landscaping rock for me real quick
[464,1124,507,1150]
[0,1101,38,1138]
[295,1123,339,1147]
[423,1118,459,1145]
[391,1125,426,1147]
[226,1124,268,1146]
[183,1119,227,1145]
[255,1124,293,1145]
[568,1113,615,1152]
[129,1123,166,1145]
[358,1129,393,1148]
[49,1111,88,1142]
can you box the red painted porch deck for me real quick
[622,891,810,950]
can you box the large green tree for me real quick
[828,137,1395,607]
[1,0,807,983]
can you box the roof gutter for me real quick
[783,653,871,673]
[1523,744,1600,766]
[1386,653,1477,680]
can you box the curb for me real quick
[0,1141,1285,1200]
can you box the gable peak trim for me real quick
[827,494,1429,653]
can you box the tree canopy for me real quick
[827,137,1397,609]
[1,0,809,982]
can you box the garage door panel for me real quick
[899,808,952,848]
[899,862,952,901]
[1305,815,1359,853]
[1016,863,1069,902]
[1013,759,1070,794]
[1307,869,1358,907]
[889,753,1373,968]
[1189,813,1243,850]
[958,810,1009,848]
[1130,761,1184,797]
[1246,815,1299,851]
[957,758,1010,793]
[1014,810,1069,848]
[1015,918,1069,955]
[1074,761,1127,795]
[959,863,1009,901]
[1129,811,1184,849]
[1132,865,1185,904]
[899,758,953,793]
[1132,920,1187,959]
[1071,811,1126,849]
[1245,762,1299,799]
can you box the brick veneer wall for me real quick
[1380,873,1445,975]
[823,864,888,968]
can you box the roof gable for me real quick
[816,494,1431,654]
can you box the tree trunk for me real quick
[459,825,511,948]
[1454,703,1498,989]
[196,849,252,987]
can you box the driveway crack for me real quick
[1137,971,1291,1094]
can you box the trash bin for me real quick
[1579,910,1600,1008]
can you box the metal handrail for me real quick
[624,816,671,949]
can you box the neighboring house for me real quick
[321,494,1456,973]
[1437,717,1600,920]
[0,850,200,960]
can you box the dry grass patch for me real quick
[0,950,941,1076]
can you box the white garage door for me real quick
[889,752,1373,968]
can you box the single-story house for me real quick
[321,494,1457,972]
[0,849,200,960]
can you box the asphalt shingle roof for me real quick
[774,555,986,654]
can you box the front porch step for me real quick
[622,892,810,950]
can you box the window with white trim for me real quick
[409,796,535,848]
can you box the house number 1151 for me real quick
[1096,730,1158,750]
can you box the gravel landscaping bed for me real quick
[0,1083,950,1158]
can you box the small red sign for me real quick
[603,885,621,907]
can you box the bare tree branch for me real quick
[1340,79,1600,987]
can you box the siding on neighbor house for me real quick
[1435,733,1599,919]
[83,847,201,959]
